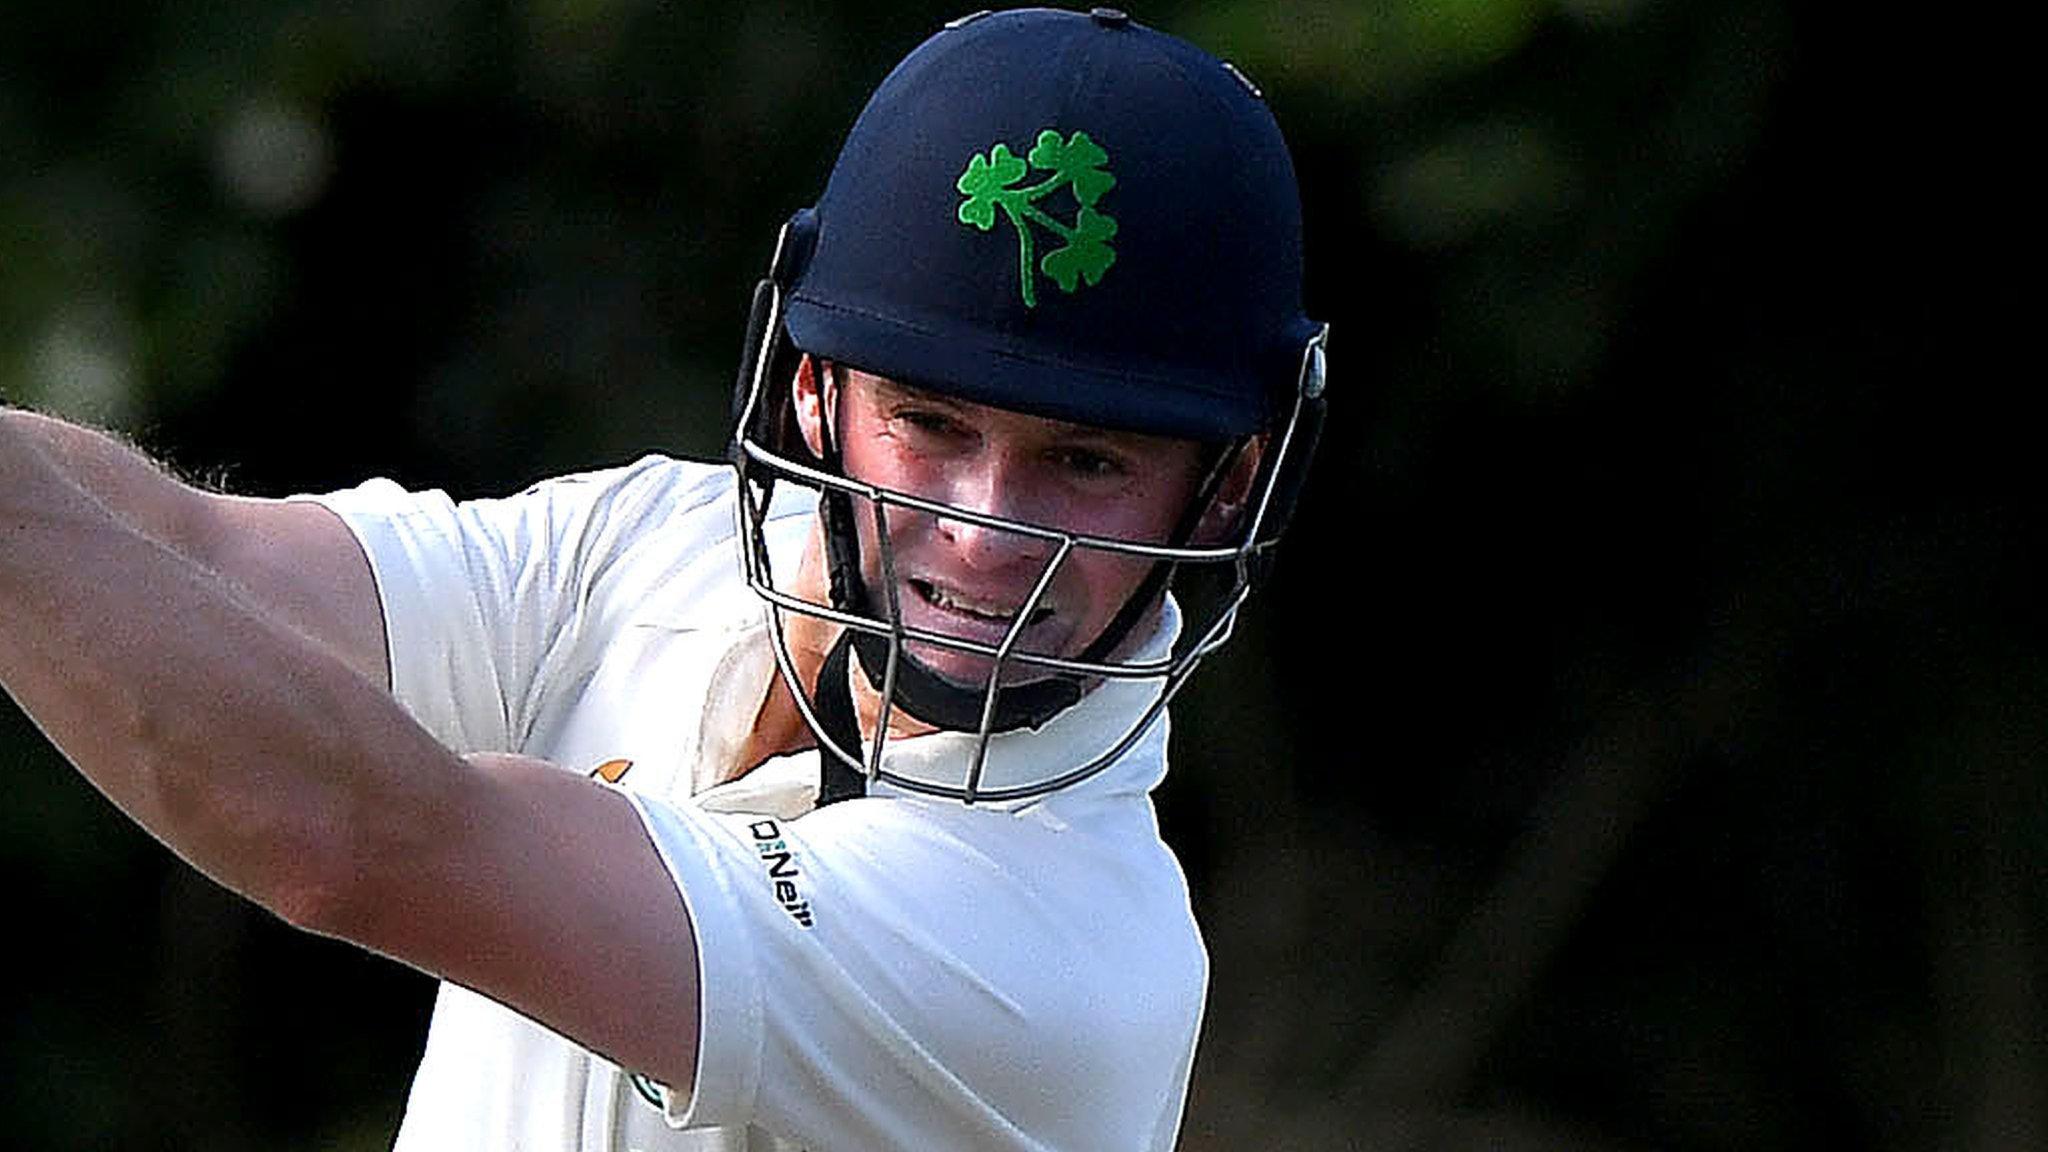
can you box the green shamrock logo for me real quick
[956,129,1117,308]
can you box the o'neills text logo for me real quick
[750,819,814,929]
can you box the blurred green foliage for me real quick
[2,2,2028,1150]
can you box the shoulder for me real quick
[523,455,815,562]
[312,453,732,531]
[459,454,740,583]
[511,453,733,532]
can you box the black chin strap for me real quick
[848,628,1082,731]
[813,631,869,806]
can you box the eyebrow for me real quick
[859,370,1183,453]
[865,374,961,411]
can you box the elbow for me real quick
[261,866,350,940]
[111,673,460,959]
[123,728,389,946]
[255,792,407,947]
[255,826,363,940]
[203,795,369,943]
[259,764,456,957]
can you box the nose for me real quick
[935,451,1059,573]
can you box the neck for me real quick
[733,529,936,778]
[733,645,940,777]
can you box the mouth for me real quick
[907,577,1055,631]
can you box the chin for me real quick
[902,641,1071,693]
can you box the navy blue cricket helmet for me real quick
[782,6,1321,442]
[731,7,1327,803]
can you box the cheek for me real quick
[847,500,938,575]
[1060,547,1156,613]
[1050,488,1187,628]
[839,432,936,547]
[1077,487,1189,546]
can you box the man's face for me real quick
[794,362,1213,689]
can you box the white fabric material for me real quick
[309,456,1207,1152]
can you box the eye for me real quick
[892,408,970,439]
[1051,446,1130,480]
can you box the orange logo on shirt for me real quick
[590,758,634,784]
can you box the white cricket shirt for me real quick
[311,456,1208,1152]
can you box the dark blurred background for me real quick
[1,2,2030,1149]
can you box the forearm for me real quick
[0,418,446,922]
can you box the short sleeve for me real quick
[304,457,724,751]
[622,790,1208,1152]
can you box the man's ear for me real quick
[1193,436,1267,546]
[791,356,828,458]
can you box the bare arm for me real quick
[0,408,388,686]
[0,419,700,1091]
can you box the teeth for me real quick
[915,580,1051,625]
[933,585,1012,619]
